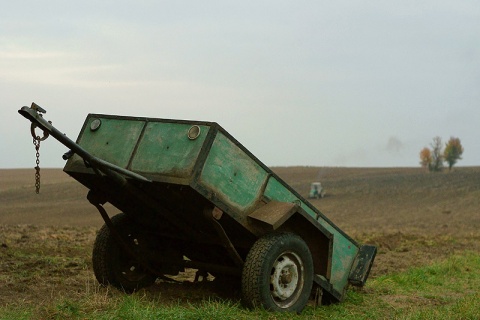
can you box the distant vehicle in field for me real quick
[309,182,326,199]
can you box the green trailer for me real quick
[19,103,376,313]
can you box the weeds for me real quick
[1,251,478,319]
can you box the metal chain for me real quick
[33,136,41,194]
[30,120,50,194]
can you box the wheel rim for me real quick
[270,251,304,308]
[119,260,145,281]
[117,232,148,282]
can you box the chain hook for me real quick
[30,122,49,142]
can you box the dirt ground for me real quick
[1,167,479,307]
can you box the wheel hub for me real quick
[271,254,301,301]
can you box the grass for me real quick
[1,252,479,320]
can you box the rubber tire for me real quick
[241,232,314,313]
[92,213,156,293]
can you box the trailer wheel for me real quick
[92,213,156,293]
[241,232,313,313]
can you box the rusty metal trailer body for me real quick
[19,103,375,313]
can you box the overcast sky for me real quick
[2,1,479,169]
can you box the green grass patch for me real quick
[1,252,479,320]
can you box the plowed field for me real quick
[1,167,479,307]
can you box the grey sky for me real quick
[2,1,479,168]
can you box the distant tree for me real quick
[430,136,444,172]
[444,137,464,171]
[419,147,432,171]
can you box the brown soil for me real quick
[1,167,479,307]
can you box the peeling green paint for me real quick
[199,133,268,214]
[131,122,209,177]
[77,117,145,167]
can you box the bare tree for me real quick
[430,136,444,172]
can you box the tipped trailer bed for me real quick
[19,103,376,313]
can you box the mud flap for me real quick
[348,245,377,287]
